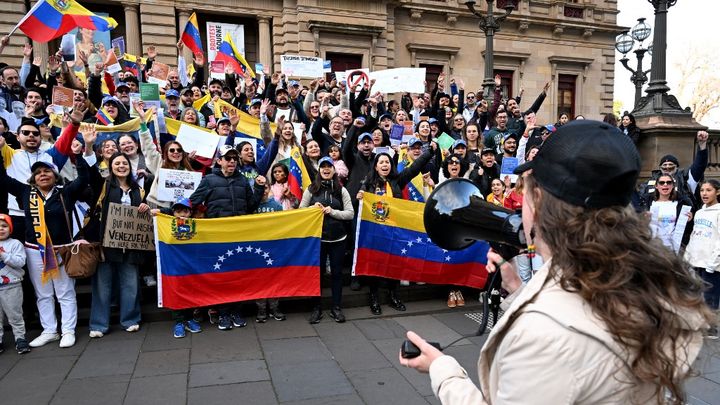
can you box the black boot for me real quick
[389,291,406,311]
[369,293,382,315]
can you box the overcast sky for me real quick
[614,0,719,126]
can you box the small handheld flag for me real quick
[181,12,204,55]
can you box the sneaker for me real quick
[185,320,202,333]
[447,291,457,308]
[174,322,186,338]
[208,309,219,325]
[256,313,268,323]
[308,307,323,324]
[143,275,157,287]
[455,290,466,307]
[59,332,75,348]
[15,338,30,354]
[89,330,104,338]
[29,332,60,348]
[270,310,286,321]
[330,306,346,323]
[218,315,233,330]
[231,313,247,328]
[192,309,203,323]
[125,324,140,333]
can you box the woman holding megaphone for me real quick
[400,121,714,404]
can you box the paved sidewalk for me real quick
[1,300,719,404]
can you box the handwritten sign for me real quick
[52,87,74,108]
[157,169,203,202]
[103,203,155,251]
[500,157,519,184]
[280,55,324,78]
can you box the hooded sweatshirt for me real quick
[684,202,720,272]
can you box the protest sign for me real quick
[129,93,141,116]
[207,22,245,65]
[255,63,264,74]
[280,55,324,78]
[500,157,519,183]
[672,205,693,253]
[210,61,225,78]
[111,37,125,57]
[52,87,74,108]
[103,203,155,251]
[60,34,75,61]
[403,121,414,135]
[390,124,404,146]
[176,123,220,159]
[139,83,160,101]
[105,51,121,74]
[148,62,170,87]
[157,169,203,202]
[436,133,455,152]
[370,68,426,94]
[323,60,332,73]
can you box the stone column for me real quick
[31,40,48,75]
[177,8,192,61]
[257,17,273,70]
[124,3,141,56]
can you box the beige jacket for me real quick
[429,260,706,404]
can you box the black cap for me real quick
[659,154,679,167]
[209,78,224,87]
[480,147,495,156]
[513,120,640,209]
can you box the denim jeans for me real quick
[90,261,141,332]
[514,253,544,284]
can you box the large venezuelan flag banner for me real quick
[154,208,323,309]
[13,0,117,42]
[353,193,489,289]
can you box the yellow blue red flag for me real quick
[13,0,117,43]
[215,33,255,78]
[353,193,489,288]
[154,209,323,309]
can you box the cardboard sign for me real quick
[103,203,155,251]
[51,87,74,108]
[147,62,170,87]
[139,83,160,101]
[280,55,324,78]
[157,169,203,202]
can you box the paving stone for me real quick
[255,315,317,340]
[51,374,130,405]
[425,394,442,405]
[693,346,720,376]
[433,311,488,336]
[0,351,21,380]
[354,318,407,341]
[187,381,278,405]
[281,394,366,405]
[393,315,471,347]
[442,343,482,387]
[261,336,332,365]
[684,376,720,405]
[189,325,262,364]
[315,322,391,371]
[269,360,354,402]
[372,338,434,397]
[0,355,76,405]
[124,373,186,405]
[133,348,189,378]
[189,359,269,388]
[141,321,192,352]
[347,367,430,405]
[67,336,142,379]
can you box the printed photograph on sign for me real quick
[68,17,112,72]
[158,169,203,202]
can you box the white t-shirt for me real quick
[650,200,678,250]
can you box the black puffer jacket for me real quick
[190,167,264,218]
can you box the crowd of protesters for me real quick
[0,32,717,357]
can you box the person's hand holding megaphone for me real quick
[486,249,523,294]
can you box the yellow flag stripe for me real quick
[361,192,426,234]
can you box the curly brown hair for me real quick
[525,175,714,404]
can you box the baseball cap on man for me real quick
[513,120,640,209]
[358,133,373,143]
[318,156,334,167]
[165,89,180,98]
[218,144,239,158]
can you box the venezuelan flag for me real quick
[285,147,311,201]
[14,0,117,43]
[154,209,323,309]
[397,156,432,203]
[122,54,146,76]
[95,107,114,125]
[181,12,203,55]
[353,193,489,288]
[213,98,277,140]
[215,33,255,79]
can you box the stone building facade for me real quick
[1,0,622,124]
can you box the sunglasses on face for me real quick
[116,89,129,94]
[467,96,475,99]
[660,165,676,170]
[168,148,183,154]
[21,130,40,136]
[454,118,464,122]
[448,159,460,165]
[657,180,674,186]
[223,155,239,161]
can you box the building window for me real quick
[325,52,363,73]
[496,0,518,9]
[564,6,584,18]
[420,63,444,94]
[493,69,514,101]
[557,74,576,118]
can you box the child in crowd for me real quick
[151,197,203,338]
[254,184,286,322]
[0,214,30,354]
[328,145,348,185]
[684,179,720,339]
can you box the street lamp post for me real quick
[633,0,690,117]
[615,18,652,109]
[464,0,515,100]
